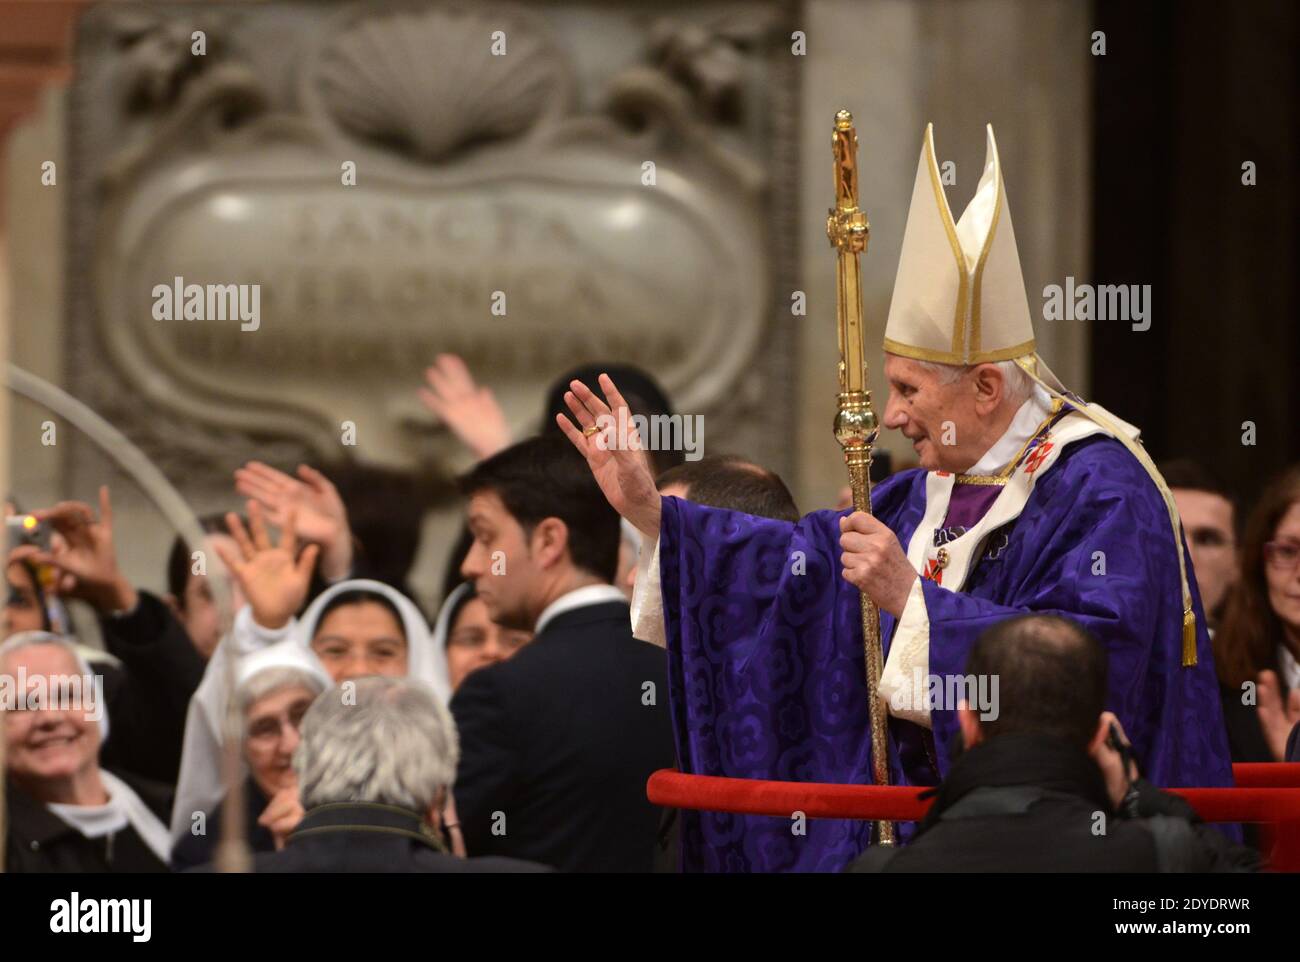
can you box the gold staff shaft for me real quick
[826,109,894,846]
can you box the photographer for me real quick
[849,614,1259,873]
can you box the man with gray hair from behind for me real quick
[242,676,547,872]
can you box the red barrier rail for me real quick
[649,770,1300,823]
[1233,762,1300,788]
[648,768,1300,870]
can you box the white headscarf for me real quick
[231,639,332,710]
[429,581,474,683]
[296,580,448,700]
[170,579,444,842]
[0,631,171,862]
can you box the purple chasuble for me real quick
[656,433,1235,872]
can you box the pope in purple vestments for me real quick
[557,122,1234,871]
[652,425,1232,871]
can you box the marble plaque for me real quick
[68,0,800,489]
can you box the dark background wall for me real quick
[1092,0,1299,505]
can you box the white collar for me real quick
[47,769,171,862]
[47,795,128,838]
[1279,645,1300,693]
[964,385,1054,476]
[535,584,629,634]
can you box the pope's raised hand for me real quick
[839,510,917,618]
[555,373,661,539]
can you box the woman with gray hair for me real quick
[170,640,329,869]
[2,631,171,871]
[246,675,545,873]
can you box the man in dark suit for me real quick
[234,676,545,873]
[452,434,673,872]
[849,614,1258,873]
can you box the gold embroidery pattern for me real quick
[954,398,1066,486]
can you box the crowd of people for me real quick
[0,354,1295,872]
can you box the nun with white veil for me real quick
[431,581,532,694]
[169,639,330,869]
[1,631,172,872]
[169,507,449,847]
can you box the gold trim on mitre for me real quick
[920,125,970,344]
[883,337,1037,365]
[884,124,1035,366]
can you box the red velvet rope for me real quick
[1232,763,1300,788]
[648,764,1300,822]
[648,767,1300,869]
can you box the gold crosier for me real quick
[826,109,894,846]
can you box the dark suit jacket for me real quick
[450,599,674,872]
[198,803,548,873]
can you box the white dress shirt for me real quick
[535,583,629,634]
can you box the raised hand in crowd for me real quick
[1255,670,1300,761]
[11,485,138,613]
[556,373,661,538]
[418,353,513,460]
[214,502,319,630]
[234,461,352,582]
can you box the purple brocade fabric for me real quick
[658,434,1234,872]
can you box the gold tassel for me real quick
[1182,609,1197,667]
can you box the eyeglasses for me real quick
[246,703,309,745]
[1263,541,1300,573]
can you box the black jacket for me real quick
[848,733,1258,873]
[97,591,207,785]
[3,772,171,873]
[170,777,273,871]
[1219,682,1274,763]
[232,803,548,873]
[450,599,674,872]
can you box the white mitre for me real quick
[885,123,1036,366]
[882,122,1200,665]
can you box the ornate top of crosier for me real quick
[827,108,870,395]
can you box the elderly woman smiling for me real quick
[170,640,329,870]
[2,631,171,872]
